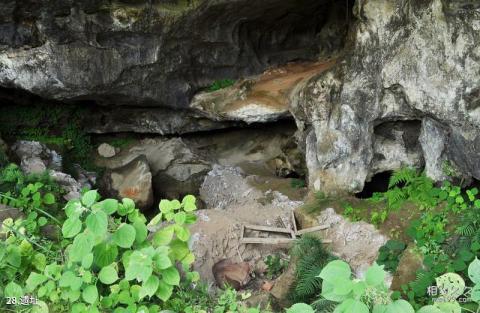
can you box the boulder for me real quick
[11,141,62,174]
[212,259,251,290]
[391,244,424,291]
[97,143,117,158]
[96,138,211,201]
[101,156,153,211]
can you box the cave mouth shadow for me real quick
[355,171,393,199]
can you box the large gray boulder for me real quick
[292,0,480,193]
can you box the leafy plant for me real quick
[264,254,289,279]
[289,236,335,304]
[21,191,200,312]
[207,79,236,92]
[343,204,362,222]
[376,240,407,273]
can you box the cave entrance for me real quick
[355,171,392,199]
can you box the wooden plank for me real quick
[244,224,292,234]
[241,238,295,245]
[296,225,330,235]
[241,237,332,245]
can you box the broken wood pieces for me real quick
[240,224,332,245]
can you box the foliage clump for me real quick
[207,79,236,92]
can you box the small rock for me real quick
[261,281,274,291]
[102,155,153,211]
[20,157,47,174]
[212,258,251,290]
[97,143,117,158]
[270,261,296,307]
[391,244,424,291]
[0,205,23,224]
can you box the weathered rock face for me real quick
[101,155,154,211]
[293,0,480,193]
[0,0,349,110]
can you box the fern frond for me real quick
[456,224,476,237]
[311,298,336,313]
[388,168,417,188]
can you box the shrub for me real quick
[207,79,236,92]
[6,191,200,312]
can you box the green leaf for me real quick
[366,263,386,286]
[336,298,369,313]
[416,306,443,313]
[69,231,95,262]
[32,253,47,271]
[82,285,98,304]
[38,217,48,227]
[26,272,47,292]
[435,273,465,301]
[93,243,118,267]
[153,226,174,246]
[43,193,55,205]
[118,198,135,216]
[86,210,108,237]
[6,246,21,267]
[319,260,351,282]
[155,253,172,270]
[156,281,173,302]
[140,276,159,299]
[62,217,82,238]
[159,200,173,214]
[182,195,196,212]
[99,265,119,285]
[113,224,136,248]
[133,219,148,244]
[4,281,23,298]
[82,190,98,207]
[100,199,118,215]
[162,267,180,285]
[434,302,461,313]
[286,303,315,313]
[82,253,94,269]
[471,284,480,302]
[174,212,186,225]
[175,225,190,242]
[125,251,153,282]
[469,258,480,284]
[384,300,414,313]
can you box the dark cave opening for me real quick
[355,171,393,199]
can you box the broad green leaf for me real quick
[31,300,49,313]
[286,303,315,313]
[147,213,162,228]
[38,217,48,226]
[384,300,414,313]
[82,285,98,304]
[100,199,119,215]
[175,225,190,242]
[86,211,108,238]
[155,281,173,301]
[69,231,95,262]
[26,272,47,291]
[366,263,386,286]
[113,224,136,248]
[93,243,118,267]
[32,253,47,271]
[174,212,186,225]
[153,226,174,246]
[71,303,87,313]
[162,267,180,286]
[182,195,196,212]
[471,284,480,302]
[319,260,351,282]
[159,200,173,214]
[417,306,443,313]
[333,278,354,296]
[62,217,82,238]
[82,253,94,269]
[321,280,349,302]
[118,198,135,216]
[155,253,172,270]
[434,302,461,313]
[133,219,148,244]
[99,265,119,285]
[125,251,153,282]
[436,273,465,301]
[4,281,23,298]
[469,258,480,284]
[335,298,369,313]
[82,190,98,207]
[140,276,159,299]
[6,246,21,267]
